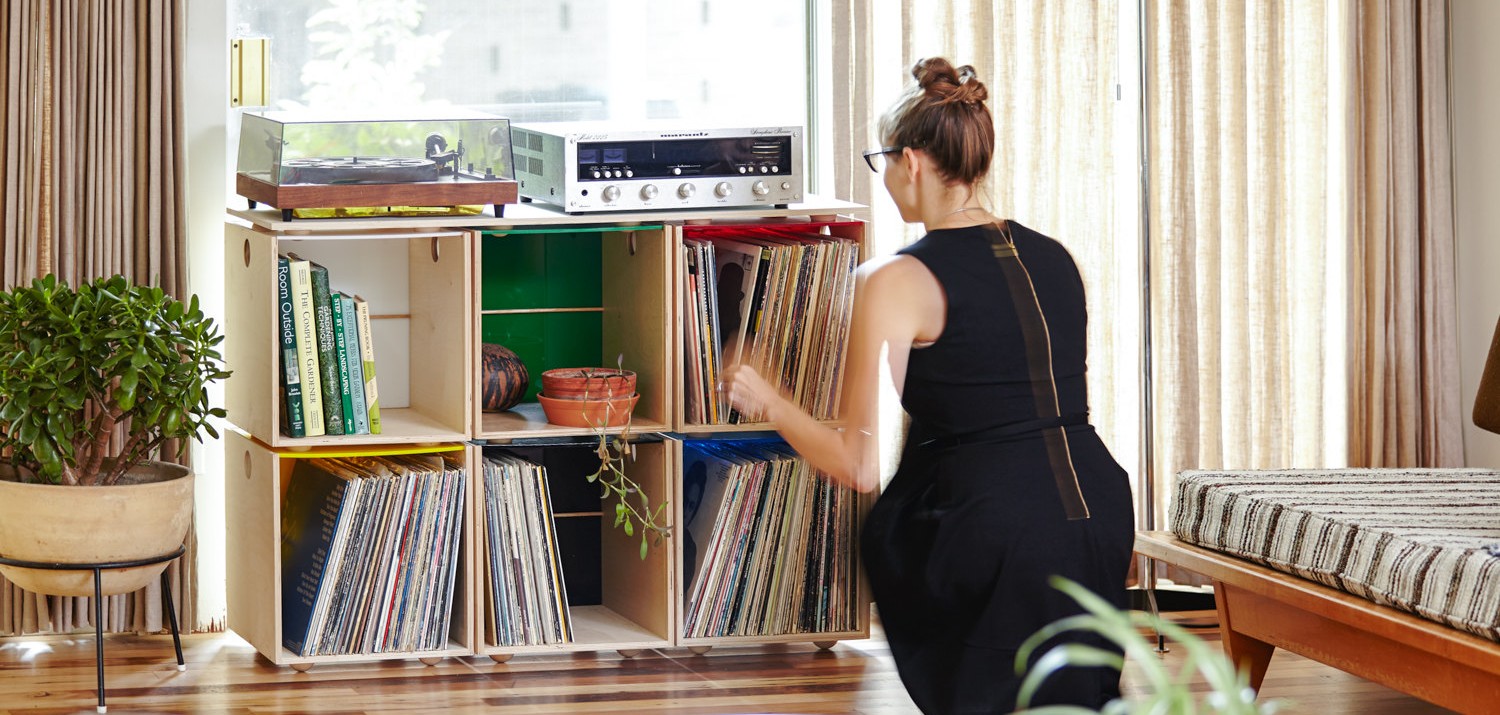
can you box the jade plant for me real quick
[583,355,669,559]
[1015,576,1282,714]
[0,274,231,486]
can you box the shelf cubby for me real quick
[223,431,475,669]
[474,225,673,440]
[673,218,867,434]
[474,437,674,658]
[224,223,474,446]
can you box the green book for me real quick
[337,292,370,434]
[305,258,345,436]
[353,295,382,434]
[277,257,306,437]
[329,292,357,434]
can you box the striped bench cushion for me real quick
[1169,469,1500,642]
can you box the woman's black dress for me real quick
[861,221,1135,713]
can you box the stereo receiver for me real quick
[510,123,803,213]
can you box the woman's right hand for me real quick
[719,363,777,422]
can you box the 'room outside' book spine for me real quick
[329,293,357,434]
[307,260,346,435]
[339,293,370,435]
[286,256,325,437]
[277,257,306,437]
[354,295,382,434]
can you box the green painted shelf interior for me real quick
[480,225,660,402]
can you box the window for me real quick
[230,0,809,127]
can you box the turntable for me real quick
[235,111,520,220]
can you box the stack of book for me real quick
[680,439,859,638]
[279,452,466,656]
[681,227,859,425]
[277,253,383,437]
[481,453,573,646]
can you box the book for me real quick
[276,257,306,437]
[328,292,358,434]
[353,295,382,434]
[304,258,346,435]
[338,293,371,435]
[285,256,326,437]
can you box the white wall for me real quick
[1451,0,1500,468]
[184,0,230,630]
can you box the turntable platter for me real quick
[282,156,441,185]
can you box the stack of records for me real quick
[682,226,859,424]
[279,452,466,656]
[481,453,572,646]
[680,439,859,638]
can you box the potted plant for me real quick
[0,274,231,596]
[1015,576,1282,714]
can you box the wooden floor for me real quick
[0,616,1455,714]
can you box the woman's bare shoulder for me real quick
[857,253,933,286]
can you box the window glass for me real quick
[231,0,808,126]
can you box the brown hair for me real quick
[877,57,993,186]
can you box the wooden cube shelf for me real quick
[224,223,473,446]
[223,431,475,668]
[473,225,673,440]
[473,438,674,658]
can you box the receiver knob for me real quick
[752,180,769,196]
[640,184,659,200]
[602,185,621,203]
[714,182,733,198]
[678,183,696,199]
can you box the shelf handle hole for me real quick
[431,238,441,263]
[243,239,252,267]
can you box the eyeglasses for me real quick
[862,146,905,173]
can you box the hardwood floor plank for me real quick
[0,624,1458,714]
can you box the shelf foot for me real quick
[687,645,712,655]
[488,653,514,664]
[616,649,643,658]
[419,656,443,666]
[813,640,837,650]
[289,662,315,673]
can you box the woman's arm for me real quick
[720,254,940,493]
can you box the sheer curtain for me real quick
[1345,0,1462,468]
[0,0,195,635]
[837,0,1139,486]
[1145,0,1342,525]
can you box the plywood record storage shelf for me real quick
[222,197,872,669]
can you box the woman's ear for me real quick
[900,146,923,182]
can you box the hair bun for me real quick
[911,58,987,106]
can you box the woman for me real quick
[720,58,1135,713]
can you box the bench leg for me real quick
[1215,580,1275,693]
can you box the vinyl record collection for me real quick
[481,453,573,646]
[680,439,859,638]
[279,452,466,656]
[681,225,860,424]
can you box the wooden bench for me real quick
[1135,531,1500,714]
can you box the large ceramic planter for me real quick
[0,462,193,597]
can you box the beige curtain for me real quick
[1146,0,1337,526]
[0,0,195,636]
[835,1,1134,486]
[1346,0,1463,468]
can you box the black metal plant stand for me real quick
[0,545,187,714]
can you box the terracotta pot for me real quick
[541,368,636,400]
[537,393,639,428]
[0,462,193,597]
[480,343,529,412]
